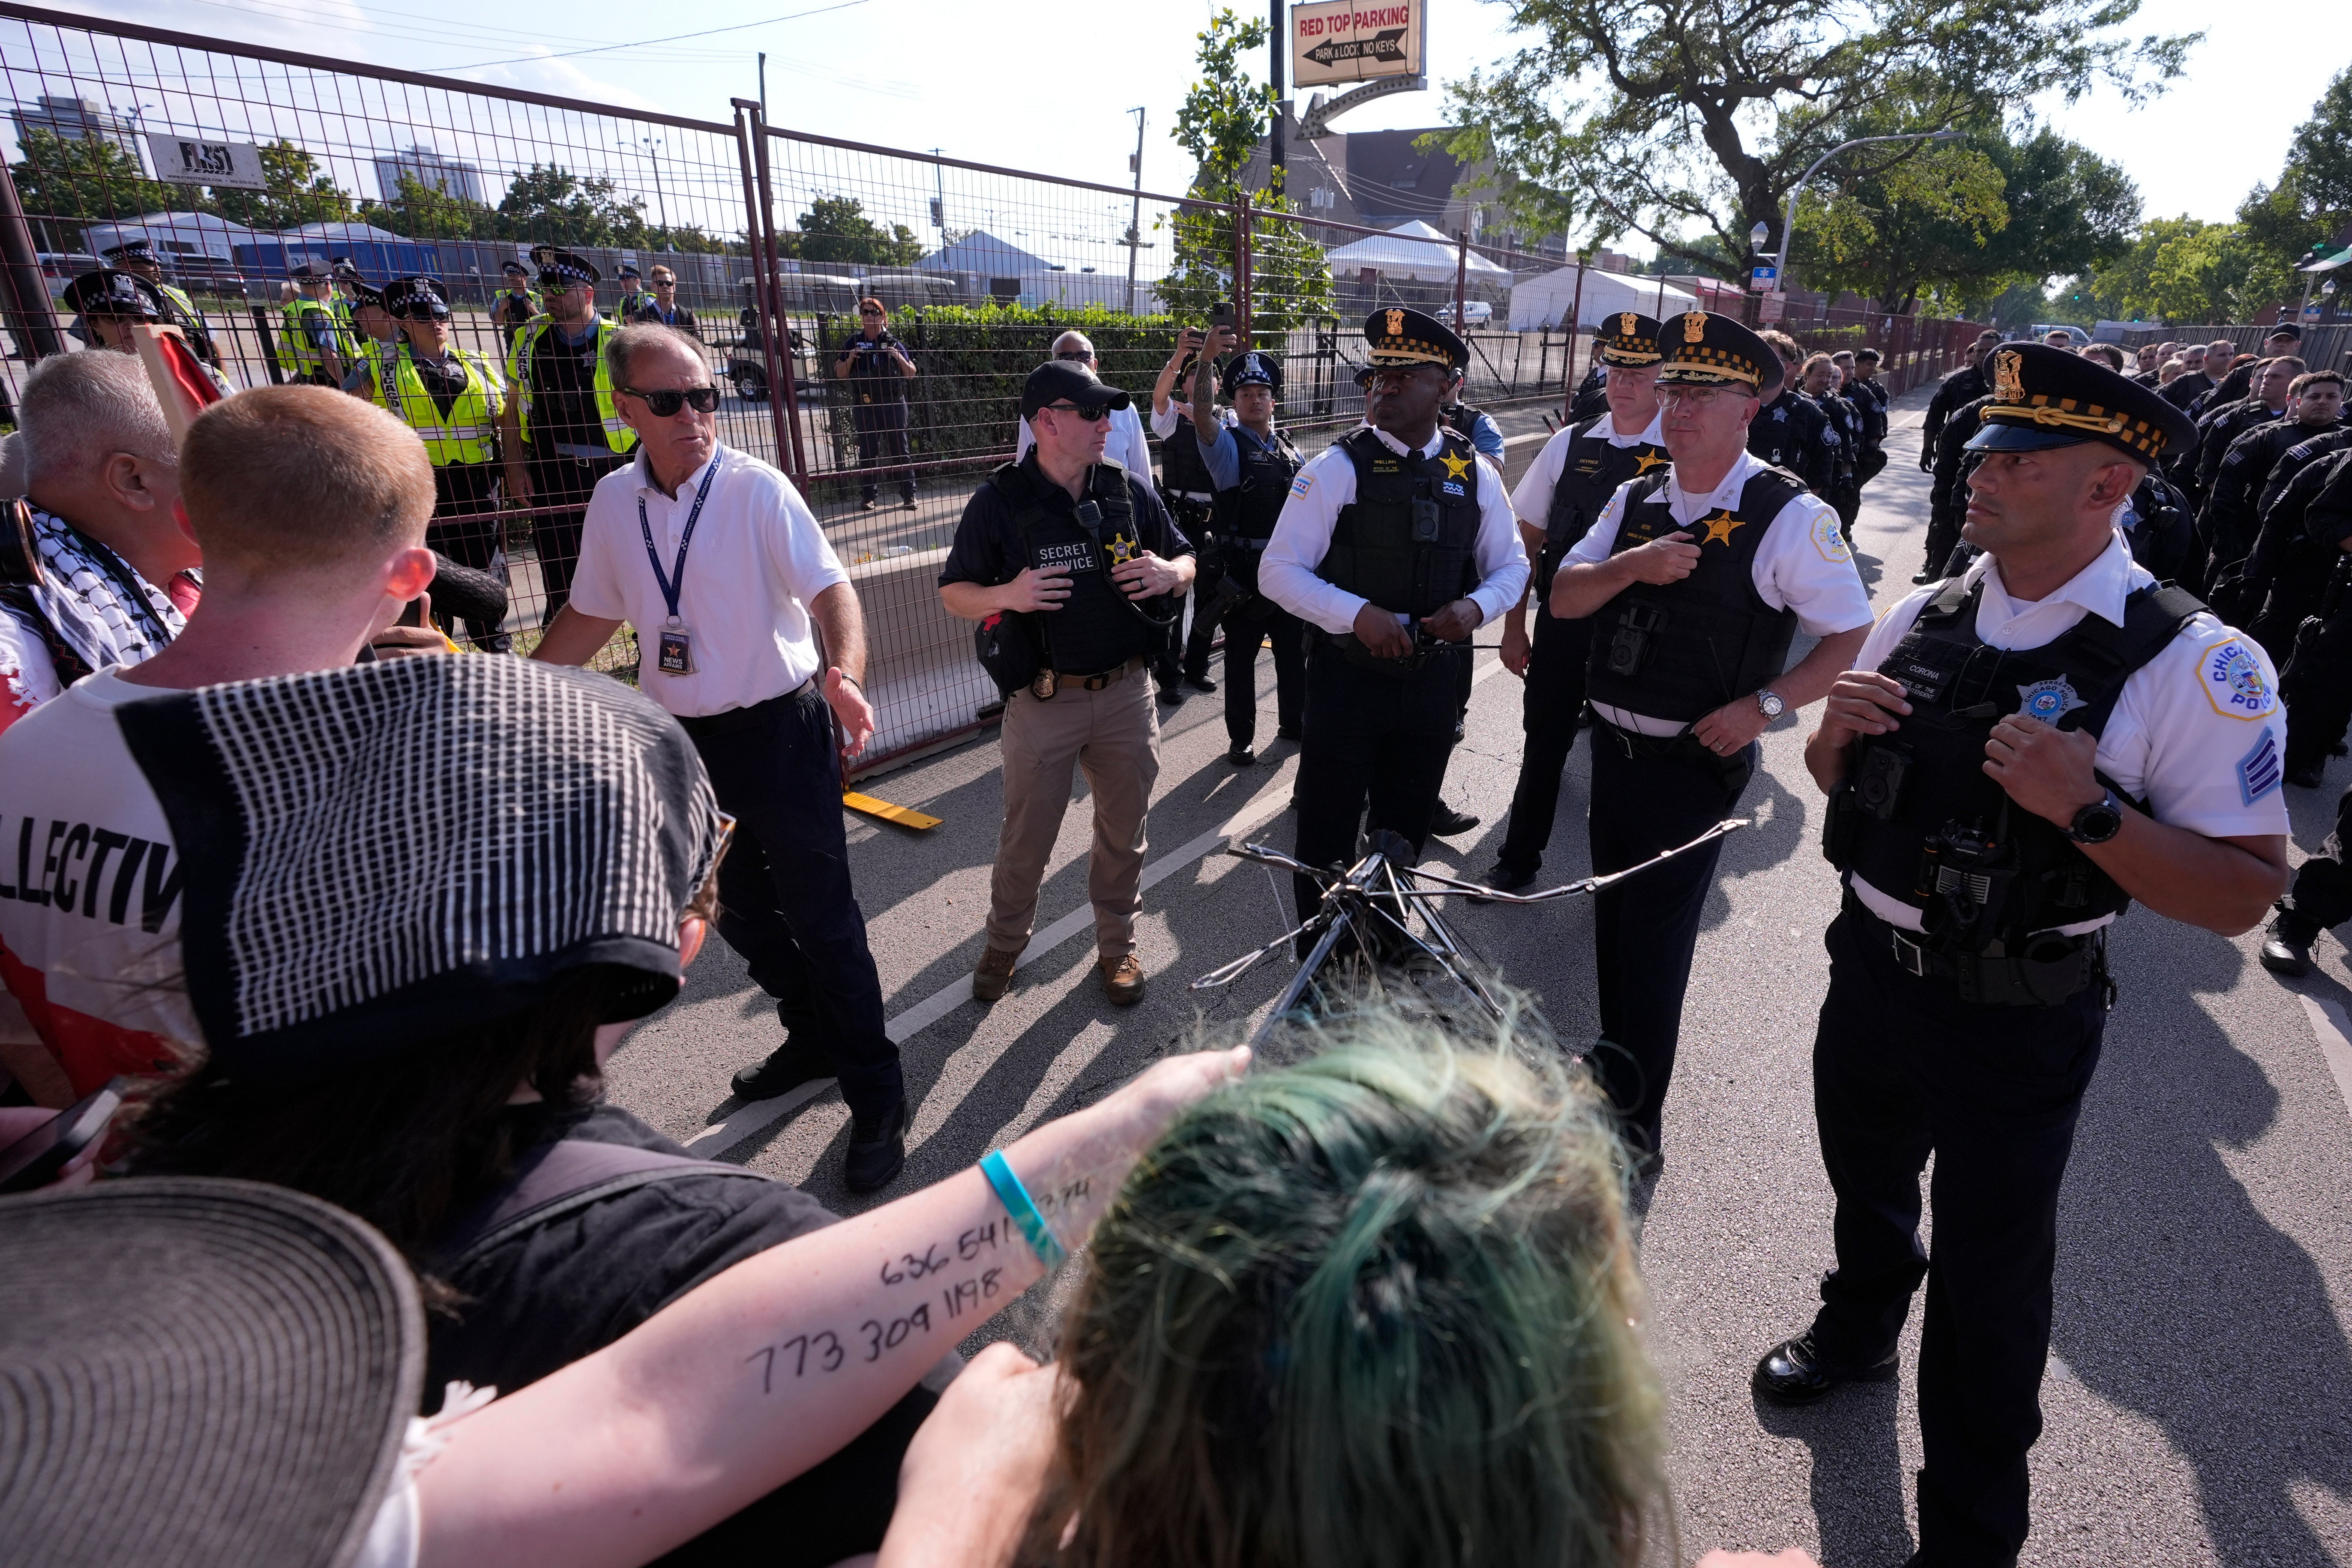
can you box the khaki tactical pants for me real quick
[986,658,1160,960]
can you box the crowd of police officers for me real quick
[57,243,2331,1565]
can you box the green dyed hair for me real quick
[1028,1007,1668,1568]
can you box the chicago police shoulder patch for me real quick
[1812,508,1851,563]
[2198,636,2276,720]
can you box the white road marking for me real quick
[685,656,1517,1158]
[2295,994,2352,1126]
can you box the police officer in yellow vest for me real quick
[329,256,366,343]
[499,248,637,625]
[383,275,510,651]
[615,262,653,322]
[494,258,540,350]
[339,281,400,403]
[278,261,349,387]
[98,239,219,368]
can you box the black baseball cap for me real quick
[1021,360,1131,420]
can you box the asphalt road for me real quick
[601,384,2352,1567]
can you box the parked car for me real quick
[2030,323,2090,347]
[1435,300,1494,326]
[165,255,249,299]
[36,252,101,298]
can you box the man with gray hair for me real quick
[0,350,196,729]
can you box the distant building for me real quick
[11,94,144,166]
[372,144,484,205]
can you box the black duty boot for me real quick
[731,1039,831,1102]
[1752,1330,1899,1406]
[2260,910,2321,977]
[844,1095,908,1194]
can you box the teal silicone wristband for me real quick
[980,1149,1068,1269]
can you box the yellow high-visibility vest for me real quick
[276,296,340,378]
[382,343,505,465]
[504,314,636,455]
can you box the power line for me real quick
[420,0,874,72]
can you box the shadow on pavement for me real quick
[1753,1381,1914,1568]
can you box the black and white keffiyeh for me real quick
[114,655,726,1083]
[15,503,186,673]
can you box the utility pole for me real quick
[1267,0,1286,196]
[1126,108,1145,316]
[758,54,768,119]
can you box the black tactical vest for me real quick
[1316,426,1481,619]
[1159,406,1215,498]
[1825,575,2205,952]
[989,457,1163,675]
[1541,418,1668,595]
[1585,467,1807,723]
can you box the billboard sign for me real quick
[144,133,269,190]
[1291,1,1422,88]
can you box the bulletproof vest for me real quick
[1546,418,1667,549]
[1585,467,1806,724]
[1214,427,1301,542]
[1316,426,1481,619]
[990,457,1160,675]
[1159,406,1215,497]
[1829,575,2204,951]
[1748,391,1819,473]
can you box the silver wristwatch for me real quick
[1755,688,1786,721]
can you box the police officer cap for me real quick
[528,243,555,263]
[99,238,158,265]
[330,256,362,281]
[1020,360,1132,420]
[500,258,531,278]
[1964,341,2196,466]
[617,263,642,280]
[384,276,451,320]
[1363,306,1468,374]
[1655,311,1783,400]
[62,269,167,320]
[1593,311,1663,368]
[288,259,332,281]
[347,281,387,311]
[1220,350,1281,399]
[538,249,600,288]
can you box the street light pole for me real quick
[1126,108,1145,316]
[641,136,670,236]
[1775,129,1960,295]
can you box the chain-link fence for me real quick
[0,2,1983,773]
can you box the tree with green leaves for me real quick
[2076,217,2286,326]
[1792,122,2137,315]
[363,172,491,241]
[1438,0,2194,284]
[204,140,356,231]
[784,195,920,268]
[9,129,179,251]
[493,164,647,248]
[2229,67,2352,305]
[1158,7,1333,332]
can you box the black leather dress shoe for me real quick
[2289,759,2327,789]
[1157,684,1186,706]
[1276,724,1303,742]
[1752,1331,1898,1405]
[1227,744,1257,766]
[844,1095,908,1194]
[1428,801,1480,837]
[2261,912,2318,977]
[1182,672,1217,694]
[1483,860,1538,893]
[730,1040,830,1101]
[1911,568,1937,585]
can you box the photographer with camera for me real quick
[1760,344,2289,1568]
[939,362,1194,1008]
[1188,329,1306,766]
[1550,312,1871,1176]
[834,298,918,512]
[1151,325,1226,701]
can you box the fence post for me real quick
[734,101,808,489]
[1561,261,1585,417]
[0,159,61,361]
[249,305,285,384]
[1232,194,1255,343]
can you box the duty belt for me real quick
[1045,654,1145,692]
[1841,890,2110,1009]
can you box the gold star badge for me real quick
[1439,451,1473,480]
[1632,449,1669,476]
[1697,509,1745,545]
[1108,533,1136,565]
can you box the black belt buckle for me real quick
[1889,928,1927,977]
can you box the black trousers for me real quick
[1585,726,1753,1157]
[1495,606,1593,878]
[1809,906,2106,1568]
[427,461,510,652]
[1290,642,1462,925]
[1220,594,1306,749]
[680,684,903,1123]
[2283,781,2352,931]
[852,400,915,501]
[527,449,625,625]
[2281,605,2352,775]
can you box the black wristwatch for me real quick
[2066,788,2126,845]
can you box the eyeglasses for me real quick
[1659,386,1733,406]
[622,385,720,416]
[1054,349,1094,362]
[1040,400,1113,422]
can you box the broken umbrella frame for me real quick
[1190,818,1750,1051]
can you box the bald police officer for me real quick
[1551,311,1873,1173]
[1756,344,2291,1568]
[1262,308,1528,928]
[1487,311,1668,891]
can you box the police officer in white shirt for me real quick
[1551,311,1873,1173]
[1261,308,1528,930]
[1015,331,1152,475]
[530,323,908,1195]
[1753,344,2291,1568]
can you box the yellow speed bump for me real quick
[843,791,941,830]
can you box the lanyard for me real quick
[638,452,721,622]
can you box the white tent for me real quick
[1325,220,1512,285]
[1508,266,1697,332]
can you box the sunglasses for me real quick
[860,308,884,317]
[1040,400,1113,421]
[1054,349,1094,362]
[623,385,721,416]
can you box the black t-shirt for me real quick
[837,332,910,402]
[528,319,608,453]
[427,1101,941,1568]
[938,458,1191,590]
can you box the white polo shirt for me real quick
[1566,448,1874,734]
[569,443,848,718]
[1846,533,2291,933]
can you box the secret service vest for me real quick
[1541,418,1669,592]
[1585,467,1807,724]
[989,457,1166,675]
[1315,426,1480,620]
[1826,575,2204,951]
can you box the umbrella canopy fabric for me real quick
[1325,220,1512,285]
